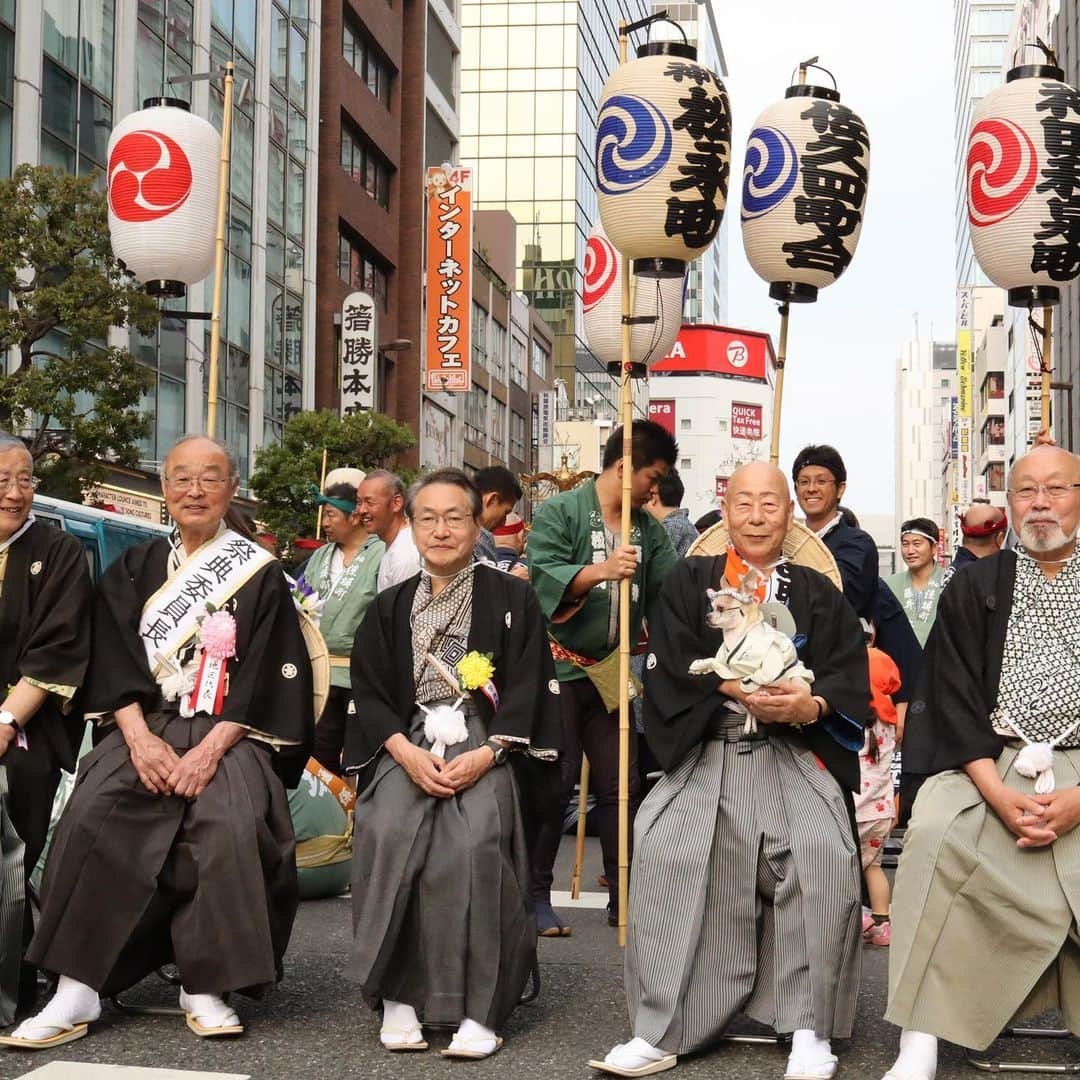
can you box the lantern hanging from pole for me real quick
[583,223,684,377]
[107,97,221,300]
[966,56,1080,307]
[741,70,870,303]
[596,41,731,279]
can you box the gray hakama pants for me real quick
[887,745,1080,1050]
[28,711,298,998]
[626,721,862,1053]
[348,701,535,1030]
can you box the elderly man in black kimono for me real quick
[0,433,92,1016]
[2,435,313,1051]
[346,468,561,1060]
[882,446,1080,1080]
[592,461,870,1080]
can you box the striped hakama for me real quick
[625,716,862,1053]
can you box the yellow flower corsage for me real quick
[457,651,495,691]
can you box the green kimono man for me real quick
[300,469,384,775]
[528,420,679,935]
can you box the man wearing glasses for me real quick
[882,446,1080,1080]
[0,433,92,1016]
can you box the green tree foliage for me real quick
[250,409,416,553]
[0,164,160,499]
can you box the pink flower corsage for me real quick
[200,609,237,660]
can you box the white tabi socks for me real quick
[380,999,424,1048]
[10,975,101,1041]
[448,1016,499,1055]
[179,988,240,1032]
[786,1029,838,1079]
[603,1036,672,1070]
[881,1030,938,1080]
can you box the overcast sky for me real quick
[712,0,956,519]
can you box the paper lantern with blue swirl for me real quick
[741,85,869,303]
[582,222,684,371]
[596,43,730,276]
[741,126,798,221]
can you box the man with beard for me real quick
[881,446,1080,1080]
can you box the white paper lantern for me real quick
[967,61,1080,307]
[741,83,870,302]
[596,42,730,279]
[107,97,221,299]
[583,223,684,376]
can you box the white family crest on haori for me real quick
[688,566,814,695]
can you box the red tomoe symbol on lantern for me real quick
[583,233,618,312]
[966,118,1038,227]
[108,130,193,223]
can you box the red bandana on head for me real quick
[724,543,767,603]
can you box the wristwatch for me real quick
[0,711,19,731]
[485,739,509,765]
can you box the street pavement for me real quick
[1,838,1076,1079]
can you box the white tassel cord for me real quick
[419,695,469,758]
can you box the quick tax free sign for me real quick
[731,402,763,440]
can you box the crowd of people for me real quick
[0,422,1077,1080]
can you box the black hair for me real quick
[405,468,482,519]
[791,444,846,485]
[900,517,939,542]
[694,508,723,532]
[472,465,522,505]
[655,469,685,508]
[838,505,860,529]
[602,419,679,471]
[324,481,358,505]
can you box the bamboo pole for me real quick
[570,756,590,899]
[769,304,790,466]
[1041,304,1053,435]
[315,447,329,539]
[616,22,631,951]
[206,62,235,438]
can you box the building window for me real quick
[680,457,692,471]
[510,410,525,461]
[465,382,487,449]
[987,461,1005,492]
[680,418,691,431]
[340,118,391,207]
[426,9,456,105]
[343,16,392,107]
[510,335,527,388]
[471,302,488,372]
[531,339,549,379]
[0,8,12,178]
[490,319,507,383]
[982,416,1005,445]
[490,397,505,458]
[337,229,390,310]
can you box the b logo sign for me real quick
[108,130,193,222]
[726,340,748,369]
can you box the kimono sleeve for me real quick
[528,497,590,622]
[641,558,720,772]
[831,529,878,619]
[19,530,92,691]
[642,515,679,625]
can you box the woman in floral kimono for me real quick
[345,468,561,1060]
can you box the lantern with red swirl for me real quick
[740,79,870,303]
[595,41,730,279]
[582,222,684,376]
[967,61,1080,307]
[107,98,221,299]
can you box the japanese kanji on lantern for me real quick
[595,41,731,278]
[583,223,684,376]
[106,97,221,299]
[741,72,870,304]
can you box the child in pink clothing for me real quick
[856,621,901,946]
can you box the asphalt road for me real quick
[1,839,1077,1079]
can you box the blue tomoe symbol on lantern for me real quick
[596,94,673,195]
[741,126,798,220]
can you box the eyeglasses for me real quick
[412,512,474,531]
[0,475,39,494]
[164,474,232,493]
[795,477,836,491]
[1008,483,1080,502]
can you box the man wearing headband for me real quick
[302,469,384,775]
[593,461,870,1080]
[881,445,1080,1080]
[473,466,524,564]
[493,512,527,576]
[885,519,944,648]
[942,504,1007,588]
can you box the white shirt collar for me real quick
[812,513,842,539]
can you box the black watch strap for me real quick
[485,739,509,765]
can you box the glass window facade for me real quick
[510,333,527,388]
[426,9,456,103]
[343,16,392,107]
[465,381,488,448]
[471,301,488,372]
[337,229,390,310]
[340,118,392,207]
[510,409,525,461]
[0,4,12,178]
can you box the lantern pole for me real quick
[769,303,790,466]
[570,755,590,899]
[1041,304,1053,434]
[315,446,329,539]
[206,61,235,438]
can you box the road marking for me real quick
[551,890,608,909]
[17,1065,250,1079]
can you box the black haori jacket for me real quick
[0,520,92,772]
[85,538,315,787]
[346,563,562,844]
[642,555,873,794]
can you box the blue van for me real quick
[31,493,171,582]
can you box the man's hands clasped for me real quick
[386,733,496,798]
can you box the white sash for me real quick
[139,529,274,676]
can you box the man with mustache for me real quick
[881,446,1080,1080]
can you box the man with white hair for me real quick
[881,446,1080,1080]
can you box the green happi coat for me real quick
[527,480,679,682]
